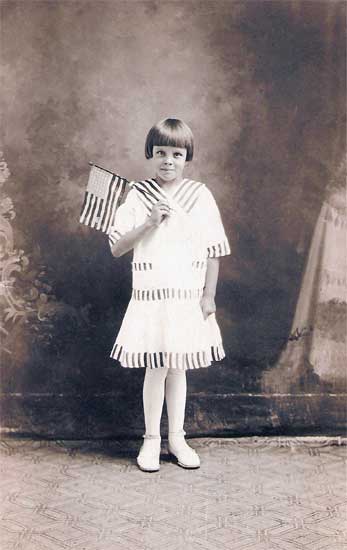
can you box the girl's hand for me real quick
[200,294,216,320]
[147,201,171,227]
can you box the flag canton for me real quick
[87,166,114,198]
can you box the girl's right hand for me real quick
[148,201,171,227]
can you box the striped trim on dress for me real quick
[132,262,153,271]
[130,179,205,214]
[130,179,166,214]
[132,261,205,270]
[207,240,231,258]
[131,288,204,301]
[192,260,207,269]
[110,343,225,369]
[172,179,205,213]
[108,230,123,246]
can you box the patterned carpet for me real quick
[1,437,346,550]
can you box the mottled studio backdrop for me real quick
[0,0,346,437]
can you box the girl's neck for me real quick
[155,176,185,195]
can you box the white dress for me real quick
[108,178,230,370]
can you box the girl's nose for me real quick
[164,157,174,165]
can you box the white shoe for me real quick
[136,435,161,472]
[168,430,200,469]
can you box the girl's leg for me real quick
[165,368,187,433]
[143,367,169,436]
[165,368,200,469]
[137,367,169,472]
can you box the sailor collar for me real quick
[129,178,205,214]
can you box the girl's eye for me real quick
[174,152,183,157]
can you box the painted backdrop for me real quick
[1,0,346,437]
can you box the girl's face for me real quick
[151,145,187,185]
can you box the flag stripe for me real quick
[80,163,128,234]
[90,196,102,227]
[102,175,119,233]
[80,190,94,224]
[97,174,116,230]
[85,194,98,225]
[105,177,126,234]
[95,197,105,227]
[79,191,89,216]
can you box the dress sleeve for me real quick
[108,189,138,248]
[201,187,231,258]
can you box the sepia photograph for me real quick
[0,1,346,549]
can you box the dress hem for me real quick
[110,343,226,370]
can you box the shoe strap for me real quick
[168,430,186,437]
[143,434,161,440]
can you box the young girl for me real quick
[109,118,230,472]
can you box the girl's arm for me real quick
[111,201,170,257]
[200,257,220,319]
[111,219,155,257]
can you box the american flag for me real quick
[79,163,128,234]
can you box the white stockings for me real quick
[139,367,200,470]
[142,367,187,437]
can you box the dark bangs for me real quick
[145,118,194,161]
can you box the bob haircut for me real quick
[145,118,194,161]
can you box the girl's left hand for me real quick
[200,295,216,320]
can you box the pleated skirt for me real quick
[110,292,225,370]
